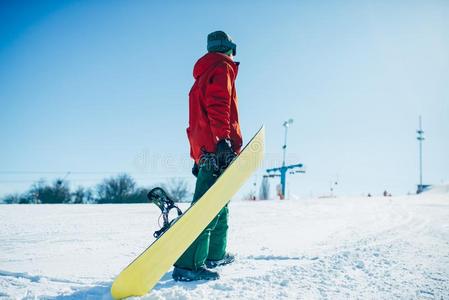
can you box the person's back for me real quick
[187,38,242,166]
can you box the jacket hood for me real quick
[193,52,239,79]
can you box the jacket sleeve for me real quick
[205,62,233,144]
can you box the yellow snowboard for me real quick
[111,126,265,299]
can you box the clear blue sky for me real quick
[1,0,448,198]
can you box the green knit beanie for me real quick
[207,31,237,56]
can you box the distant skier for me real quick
[172,31,242,281]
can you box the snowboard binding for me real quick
[147,187,183,239]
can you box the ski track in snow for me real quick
[0,194,448,299]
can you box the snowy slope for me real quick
[1,194,448,299]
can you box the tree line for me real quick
[1,174,191,204]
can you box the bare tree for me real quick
[163,178,191,202]
[72,186,94,204]
[96,174,137,204]
[1,193,23,204]
[27,179,71,204]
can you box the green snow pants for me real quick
[174,165,229,271]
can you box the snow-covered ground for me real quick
[1,192,449,299]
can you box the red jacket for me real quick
[187,52,242,163]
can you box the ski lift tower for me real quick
[265,119,305,199]
[416,116,429,193]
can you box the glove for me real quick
[192,163,199,177]
[216,139,236,172]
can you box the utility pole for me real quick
[416,116,425,193]
[265,119,305,199]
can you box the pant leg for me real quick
[207,204,229,260]
[174,166,220,270]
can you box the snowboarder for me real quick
[172,31,242,282]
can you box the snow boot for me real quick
[172,266,219,282]
[205,253,235,269]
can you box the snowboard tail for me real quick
[111,126,265,299]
